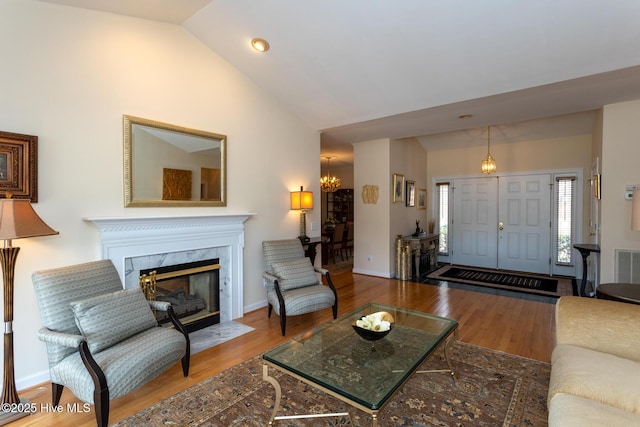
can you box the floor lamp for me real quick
[0,197,58,425]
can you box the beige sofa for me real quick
[548,296,640,426]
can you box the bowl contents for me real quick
[355,311,394,332]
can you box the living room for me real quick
[3,1,640,425]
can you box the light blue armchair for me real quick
[263,239,338,335]
[32,260,190,427]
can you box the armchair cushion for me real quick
[70,287,157,354]
[271,257,319,291]
[267,283,336,317]
[51,326,186,403]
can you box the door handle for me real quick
[498,222,504,231]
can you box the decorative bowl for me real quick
[352,311,395,341]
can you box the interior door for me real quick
[452,177,499,269]
[497,174,552,274]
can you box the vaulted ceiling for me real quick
[38,0,640,166]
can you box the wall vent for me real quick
[615,249,640,283]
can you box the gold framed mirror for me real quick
[123,115,226,207]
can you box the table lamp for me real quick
[290,186,313,243]
[0,196,58,425]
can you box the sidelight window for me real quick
[555,176,575,265]
[435,182,450,254]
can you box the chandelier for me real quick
[481,125,497,174]
[320,156,341,192]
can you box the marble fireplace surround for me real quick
[84,214,253,322]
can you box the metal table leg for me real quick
[263,364,353,425]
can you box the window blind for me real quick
[555,177,575,264]
[435,182,450,254]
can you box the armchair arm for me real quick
[556,296,640,361]
[38,327,85,348]
[263,271,278,283]
[78,340,109,424]
[148,300,171,311]
[315,267,329,275]
[263,272,278,290]
[166,305,190,377]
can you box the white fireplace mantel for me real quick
[84,214,254,320]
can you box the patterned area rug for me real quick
[427,264,574,298]
[114,341,550,426]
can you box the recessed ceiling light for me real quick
[458,114,473,120]
[251,38,270,53]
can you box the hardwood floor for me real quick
[14,271,556,427]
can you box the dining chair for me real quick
[328,222,346,263]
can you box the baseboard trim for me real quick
[244,300,267,314]
[352,268,391,278]
[18,370,50,392]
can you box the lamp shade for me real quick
[633,190,640,231]
[0,199,59,240]
[290,186,313,210]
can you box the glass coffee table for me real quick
[262,303,458,426]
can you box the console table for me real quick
[402,233,439,281]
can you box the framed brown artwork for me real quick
[0,130,38,202]
[162,168,192,200]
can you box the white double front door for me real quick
[452,174,552,274]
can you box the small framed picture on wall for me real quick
[0,130,38,202]
[406,180,415,207]
[417,188,427,209]
[393,173,405,203]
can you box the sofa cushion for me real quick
[271,257,319,291]
[549,343,640,414]
[549,393,640,427]
[70,288,157,353]
[555,296,640,362]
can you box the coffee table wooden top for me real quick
[597,283,640,305]
[263,303,458,411]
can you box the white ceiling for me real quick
[36,0,212,24]
[37,0,640,166]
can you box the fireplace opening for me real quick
[139,258,220,333]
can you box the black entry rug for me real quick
[114,341,550,426]
[426,265,574,298]
[442,266,557,292]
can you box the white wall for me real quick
[600,100,640,282]
[353,139,391,276]
[1,1,321,388]
[353,137,428,277]
[392,137,429,239]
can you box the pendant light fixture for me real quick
[481,125,497,174]
[320,156,341,193]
